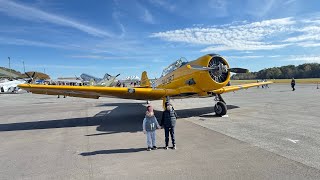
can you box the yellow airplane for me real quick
[18,54,272,116]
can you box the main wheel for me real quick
[214,101,227,116]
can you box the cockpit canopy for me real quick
[161,58,188,77]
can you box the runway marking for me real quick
[287,138,299,143]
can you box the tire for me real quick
[214,101,227,116]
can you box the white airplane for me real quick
[0,79,26,93]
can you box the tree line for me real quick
[231,63,320,80]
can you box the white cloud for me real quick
[287,55,320,63]
[284,0,296,5]
[284,26,320,42]
[112,11,126,38]
[245,0,277,17]
[269,55,282,58]
[0,37,68,49]
[0,0,112,37]
[151,58,166,63]
[226,55,264,59]
[70,55,153,60]
[111,65,145,70]
[16,64,97,69]
[201,44,290,52]
[226,55,282,59]
[151,16,320,52]
[142,9,155,24]
[149,0,175,12]
[240,51,254,54]
[208,0,228,17]
[297,41,320,47]
[151,17,295,51]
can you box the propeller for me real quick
[186,56,249,83]
[187,65,249,73]
[25,72,36,83]
[115,74,120,77]
[75,75,81,80]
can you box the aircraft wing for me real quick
[18,84,179,100]
[211,81,273,94]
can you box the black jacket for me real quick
[161,109,177,128]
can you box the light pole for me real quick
[8,57,12,79]
[22,61,25,73]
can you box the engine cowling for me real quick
[207,55,230,83]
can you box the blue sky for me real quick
[1,0,320,79]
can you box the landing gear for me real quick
[162,96,170,110]
[214,101,227,116]
[214,94,227,116]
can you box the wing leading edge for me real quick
[18,84,179,100]
[211,81,273,94]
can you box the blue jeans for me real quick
[146,131,156,147]
[164,127,175,146]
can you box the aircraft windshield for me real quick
[161,58,188,77]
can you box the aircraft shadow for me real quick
[0,103,239,134]
[79,147,146,156]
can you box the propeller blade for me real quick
[116,74,120,77]
[32,72,36,78]
[228,68,249,73]
[187,64,249,73]
[25,72,31,79]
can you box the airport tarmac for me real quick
[1,84,320,179]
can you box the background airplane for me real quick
[0,79,26,93]
[18,54,272,116]
[0,72,36,93]
[80,73,120,86]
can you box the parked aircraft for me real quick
[18,54,272,116]
[0,79,26,93]
[80,73,120,86]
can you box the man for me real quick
[160,102,177,150]
[291,78,296,91]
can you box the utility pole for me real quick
[22,61,25,73]
[8,57,11,72]
[8,57,12,79]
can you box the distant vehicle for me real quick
[35,79,46,84]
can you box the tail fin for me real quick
[140,71,151,87]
